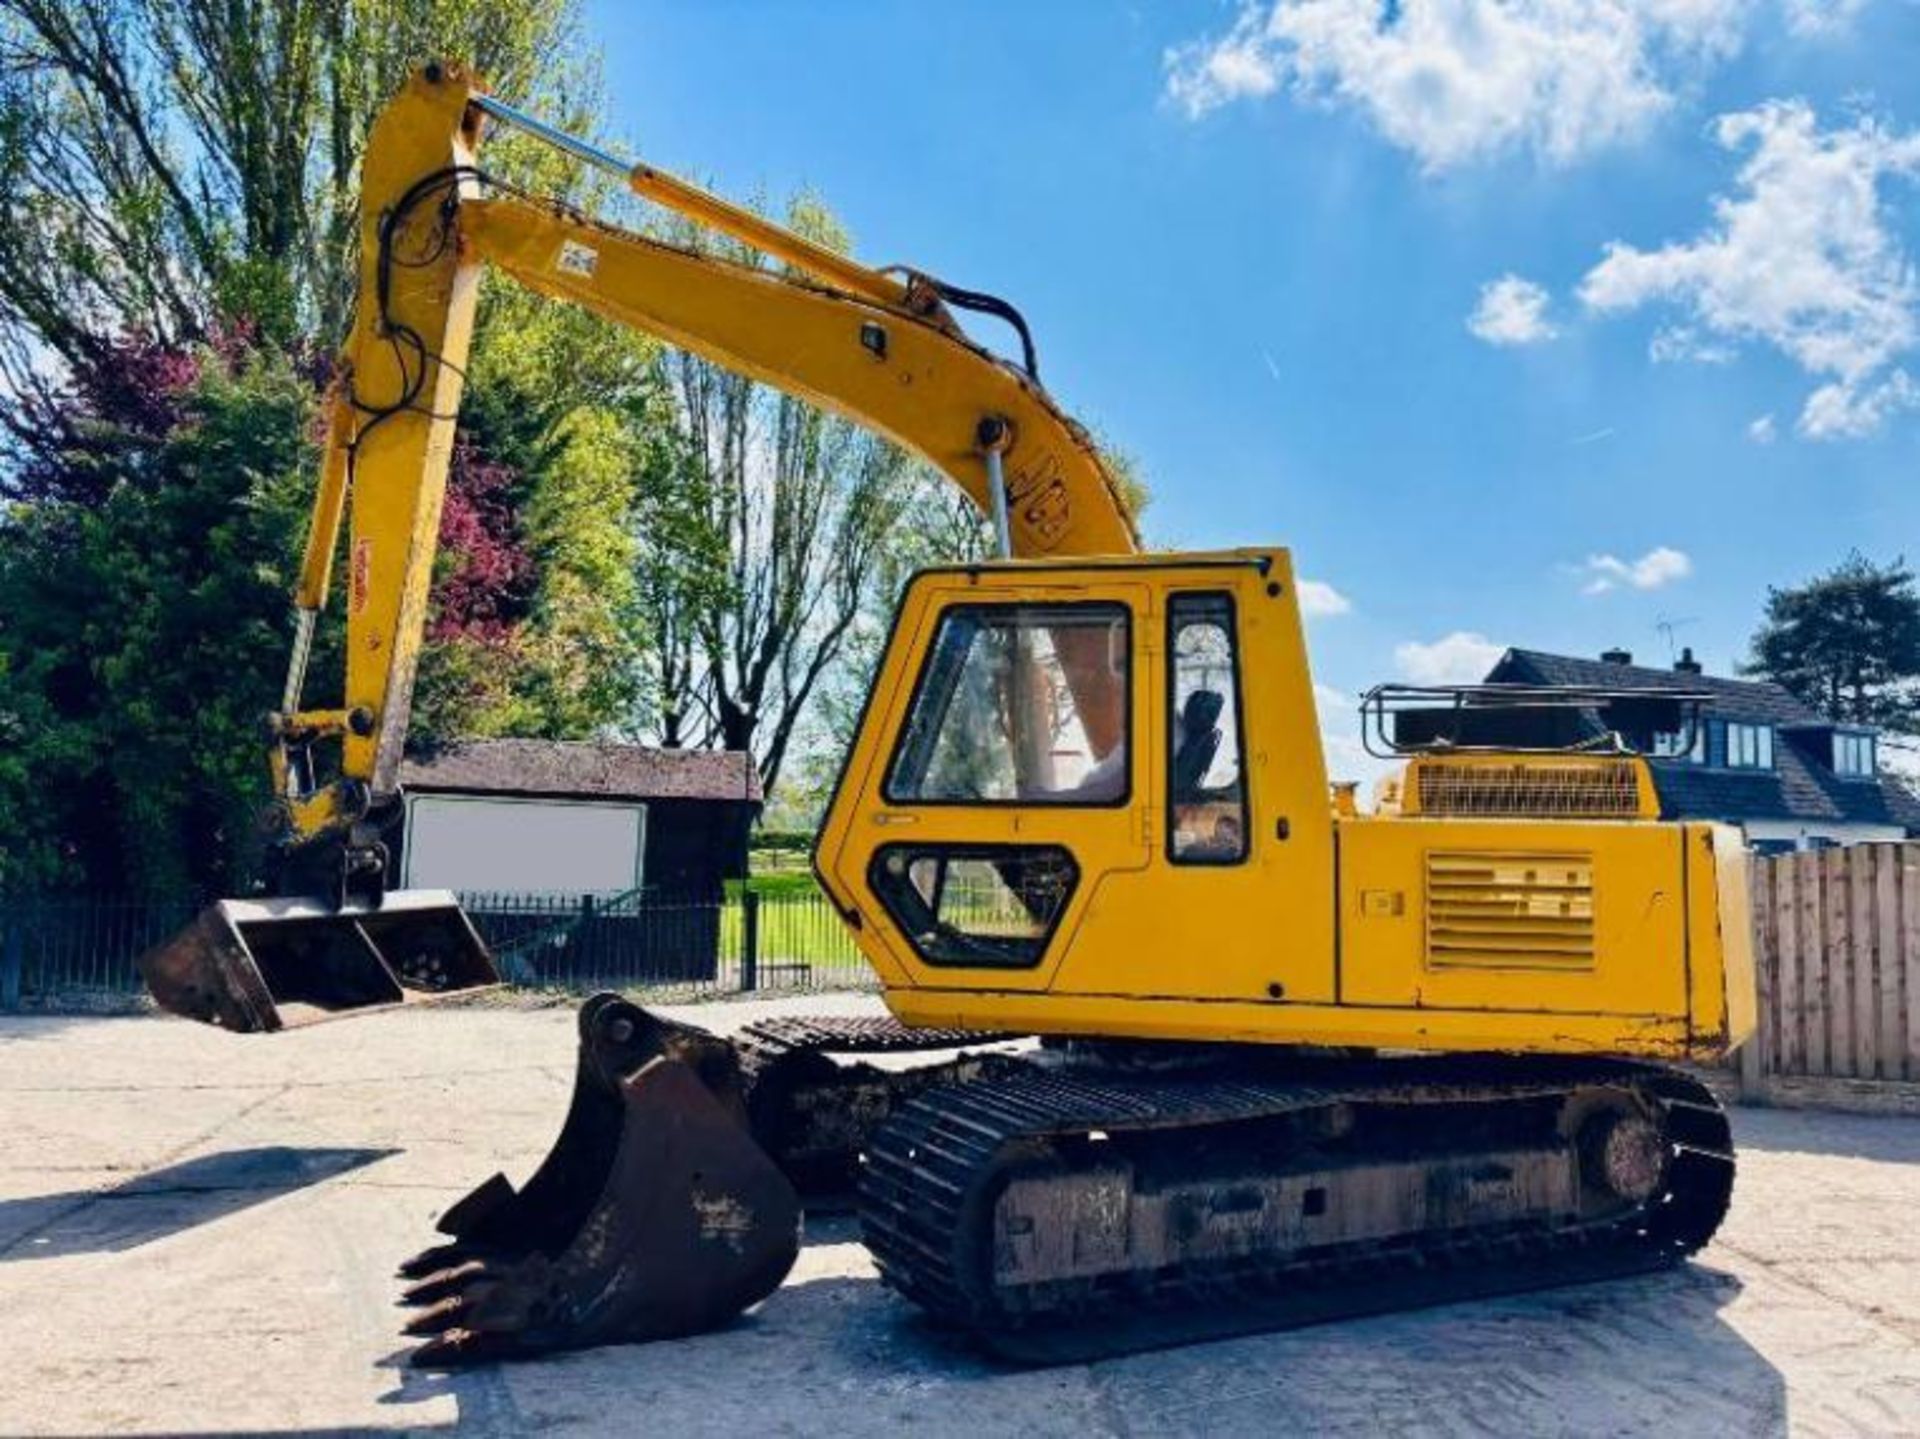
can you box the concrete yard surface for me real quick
[3,998,1919,1437]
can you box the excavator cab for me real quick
[813,548,1342,1022]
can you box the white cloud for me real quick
[1167,18,1283,112]
[1783,0,1870,36]
[1468,275,1559,345]
[1312,681,1399,795]
[1578,545,1693,594]
[1579,100,1920,440]
[1297,578,1353,616]
[1164,0,1747,170]
[1321,731,1400,794]
[1395,631,1506,684]
[1799,369,1920,438]
[1648,325,1737,363]
[1313,681,1353,713]
[1748,412,1778,443]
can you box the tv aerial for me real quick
[1655,614,1700,662]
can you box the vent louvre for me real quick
[1426,851,1596,970]
[1411,760,1642,818]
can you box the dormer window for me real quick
[1834,731,1875,778]
[1725,722,1773,770]
[1651,725,1706,763]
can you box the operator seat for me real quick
[1172,689,1225,802]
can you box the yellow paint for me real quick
[886,987,1697,1057]
[460,193,1138,555]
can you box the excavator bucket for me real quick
[137,889,501,1032]
[397,994,801,1366]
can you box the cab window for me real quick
[884,602,1129,806]
[869,844,1078,968]
[1167,593,1248,863]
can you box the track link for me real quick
[735,1014,1014,1059]
[732,1013,1024,1197]
[857,1055,1734,1362]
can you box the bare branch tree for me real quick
[649,334,918,796]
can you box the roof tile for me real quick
[1491,649,1918,832]
[400,739,763,803]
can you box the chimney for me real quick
[1673,646,1703,675]
[1600,647,1633,666]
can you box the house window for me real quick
[1725,722,1773,770]
[1651,725,1706,763]
[1834,732,1875,777]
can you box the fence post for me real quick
[1737,853,1771,1103]
[1,903,23,1012]
[741,890,760,993]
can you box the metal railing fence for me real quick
[0,886,874,1010]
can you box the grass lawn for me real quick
[720,874,865,970]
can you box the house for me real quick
[1486,647,1920,852]
[396,738,762,897]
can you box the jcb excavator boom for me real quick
[140,63,1137,1031]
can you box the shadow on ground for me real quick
[362,1262,1788,1437]
[0,1145,396,1261]
[1105,1265,1789,1437]
[0,1008,153,1042]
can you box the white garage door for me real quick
[402,795,646,896]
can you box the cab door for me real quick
[816,551,1337,1012]
[1044,556,1337,1006]
[815,566,1152,994]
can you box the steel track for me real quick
[856,1055,1735,1363]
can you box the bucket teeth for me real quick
[400,997,800,1367]
[400,1295,475,1338]
[410,1326,523,1369]
[399,1259,489,1307]
[396,1241,481,1282]
[432,1172,519,1244]
[409,1332,485,1368]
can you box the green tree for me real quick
[1746,552,1920,733]
[0,0,599,399]
[405,275,661,743]
[0,339,324,894]
[1,0,650,769]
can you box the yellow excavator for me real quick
[139,65,1756,1367]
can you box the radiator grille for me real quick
[1426,851,1596,970]
[1411,759,1642,819]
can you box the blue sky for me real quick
[583,0,1920,780]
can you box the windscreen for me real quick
[884,602,1129,805]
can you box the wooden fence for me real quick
[1737,841,1920,1109]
